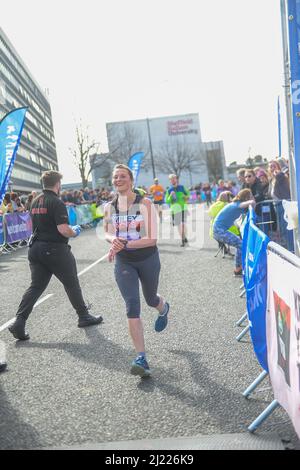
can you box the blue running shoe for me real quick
[155,302,170,332]
[130,355,151,378]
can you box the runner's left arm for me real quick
[104,204,126,252]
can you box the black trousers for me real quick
[16,241,88,320]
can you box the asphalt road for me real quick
[0,204,299,450]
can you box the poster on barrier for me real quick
[5,212,32,243]
[267,249,300,438]
[67,206,77,225]
[75,205,93,225]
[243,214,269,372]
[0,215,4,245]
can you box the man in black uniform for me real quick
[9,171,103,341]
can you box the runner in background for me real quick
[149,177,165,223]
[165,174,190,247]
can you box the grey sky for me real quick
[1,0,286,183]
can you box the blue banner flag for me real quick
[242,207,270,372]
[128,152,144,186]
[0,107,27,204]
[278,96,282,157]
[287,0,300,231]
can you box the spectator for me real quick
[268,159,293,251]
[208,190,239,239]
[236,169,246,190]
[256,169,276,236]
[257,169,270,199]
[66,191,75,204]
[268,160,291,200]
[0,193,13,214]
[25,194,34,211]
[10,192,24,212]
[229,181,239,196]
[253,166,263,177]
[213,188,255,276]
[217,180,226,197]
[61,191,69,204]
[244,169,266,217]
[202,182,212,207]
[276,157,289,176]
[82,187,90,202]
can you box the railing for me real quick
[255,199,294,252]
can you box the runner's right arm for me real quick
[104,203,125,252]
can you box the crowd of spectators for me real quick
[0,156,292,219]
[0,187,115,216]
[60,187,114,207]
[207,156,294,254]
[188,156,291,208]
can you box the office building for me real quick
[0,27,58,193]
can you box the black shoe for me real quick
[234,267,243,277]
[0,362,7,373]
[180,241,185,247]
[78,313,103,328]
[8,318,30,341]
[184,237,188,243]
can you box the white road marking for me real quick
[78,253,108,277]
[34,294,54,307]
[0,318,15,333]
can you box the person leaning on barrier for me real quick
[208,191,240,239]
[8,170,103,341]
[213,188,255,276]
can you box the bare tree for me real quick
[69,121,100,187]
[155,140,201,178]
[106,122,148,167]
[206,148,224,181]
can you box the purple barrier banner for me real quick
[5,212,32,243]
[0,216,4,245]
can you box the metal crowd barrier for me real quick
[0,211,32,254]
[255,199,294,253]
[66,202,104,227]
[235,214,299,434]
[0,203,100,256]
[236,198,294,342]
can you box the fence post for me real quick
[236,311,248,327]
[243,370,269,398]
[247,400,280,433]
[236,324,250,342]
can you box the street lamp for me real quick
[146,118,156,179]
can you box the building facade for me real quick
[203,140,228,183]
[106,113,209,188]
[0,27,58,194]
[105,113,228,189]
[90,153,111,189]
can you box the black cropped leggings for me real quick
[114,251,161,318]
